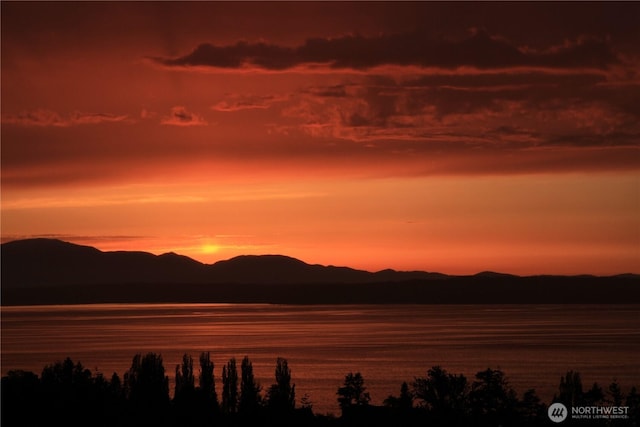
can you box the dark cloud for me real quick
[302,85,350,98]
[405,71,607,90]
[2,109,130,127]
[544,132,640,148]
[211,94,288,112]
[154,30,622,71]
[161,106,207,126]
[280,66,640,149]
[0,234,147,244]
[158,41,295,69]
[523,35,621,69]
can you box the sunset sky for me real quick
[2,2,639,275]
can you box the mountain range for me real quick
[1,238,638,305]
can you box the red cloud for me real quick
[211,94,289,112]
[161,106,207,126]
[2,109,130,127]
[275,62,640,149]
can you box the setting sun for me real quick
[200,242,220,255]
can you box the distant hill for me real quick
[0,238,441,288]
[1,238,209,287]
[1,238,638,305]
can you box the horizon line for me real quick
[2,236,638,278]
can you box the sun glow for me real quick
[200,242,220,254]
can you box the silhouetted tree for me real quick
[608,379,624,406]
[1,370,42,426]
[124,352,170,411]
[299,393,313,412]
[110,372,123,398]
[89,371,127,426]
[40,358,95,425]
[384,381,413,411]
[31,358,126,427]
[198,352,218,410]
[337,372,370,414]
[106,372,127,423]
[175,353,195,400]
[626,387,640,426]
[267,357,296,413]
[9,353,640,427]
[41,356,92,390]
[413,366,468,415]
[469,368,518,426]
[584,382,605,406]
[239,355,262,414]
[517,388,546,425]
[556,370,584,407]
[222,357,238,414]
[173,353,198,426]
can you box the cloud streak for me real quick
[151,27,638,157]
[211,93,289,112]
[2,109,130,127]
[277,65,640,150]
[161,106,207,126]
[154,30,622,71]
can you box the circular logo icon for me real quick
[548,402,568,423]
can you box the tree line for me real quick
[2,353,638,426]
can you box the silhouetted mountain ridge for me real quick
[2,238,638,305]
[474,271,518,278]
[1,238,442,288]
[1,239,208,287]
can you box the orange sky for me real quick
[2,2,639,275]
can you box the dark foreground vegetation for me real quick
[2,353,638,427]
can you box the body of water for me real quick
[2,303,639,415]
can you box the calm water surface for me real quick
[2,304,639,415]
